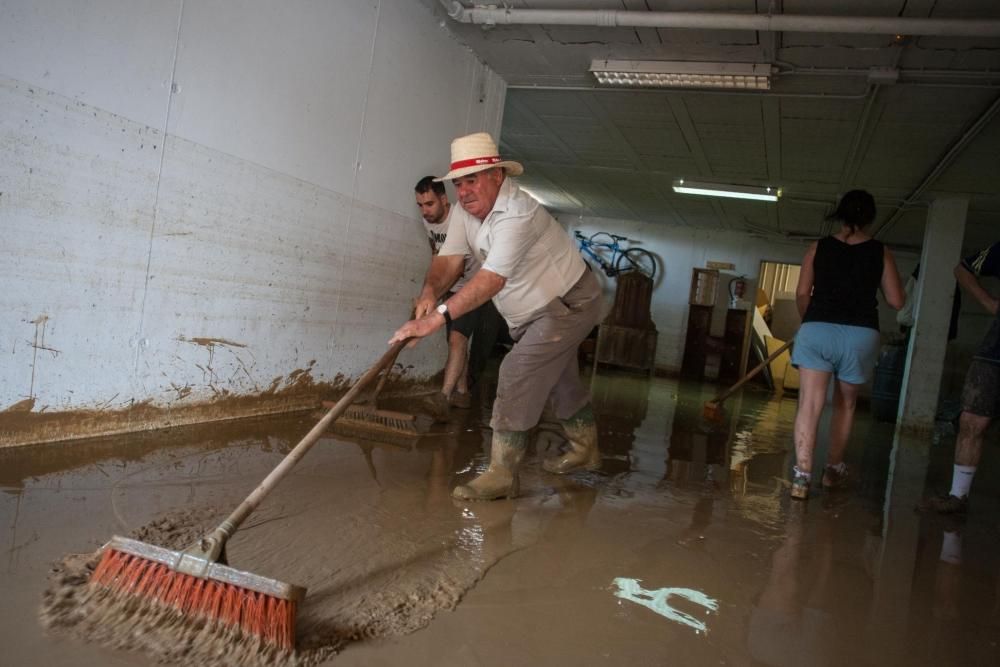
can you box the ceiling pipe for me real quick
[780,67,1000,80]
[873,93,1000,239]
[439,1,1000,37]
[827,84,880,236]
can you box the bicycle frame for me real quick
[575,231,626,276]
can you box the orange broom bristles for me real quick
[90,548,297,652]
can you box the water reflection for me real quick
[5,369,1000,666]
[0,417,288,493]
[649,383,799,500]
[749,504,837,667]
[664,405,728,488]
[728,394,797,494]
[933,522,964,622]
[424,439,457,509]
[855,419,896,510]
[585,372,1000,664]
[591,371,651,474]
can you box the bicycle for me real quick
[574,230,658,281]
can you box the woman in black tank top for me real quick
[788,190,905,500]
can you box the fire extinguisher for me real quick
[729,276,747,307]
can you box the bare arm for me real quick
[413,255,464,318]
[795,242,817,318]
[391,269,507,345]
[442,269,506,320]
[880,247,905,310]
[955,263,999,315]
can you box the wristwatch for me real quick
[436,303,453,326]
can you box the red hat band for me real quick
[449,156,502,171]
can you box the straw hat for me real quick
[435,132,524,181]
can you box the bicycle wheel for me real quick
[615,248,658,282]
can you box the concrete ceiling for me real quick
[428,0,1000,252]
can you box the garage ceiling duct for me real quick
[439,1,1000,37]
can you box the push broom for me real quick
[88,338,411,652]
[327,314,428,445]
[703,337,794,421]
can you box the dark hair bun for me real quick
[829,189,875,230]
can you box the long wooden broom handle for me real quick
[215,338,412,539]
[711,338,794,405]
[369,347,400,400]
[368,308,414,403]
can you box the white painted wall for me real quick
[560,214,914,374]
[0,0,505,416]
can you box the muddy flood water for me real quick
[2,370,1000,666]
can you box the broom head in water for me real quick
[325,401,427,448]
[89,535,306,652]
[702,400,725,422]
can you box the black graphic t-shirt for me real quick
[423,209,477,291]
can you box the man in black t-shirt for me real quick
[920,242,1000,513]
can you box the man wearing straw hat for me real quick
[390,132,605,501]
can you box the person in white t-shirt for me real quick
[414,176,481,412]
[392,133,605,501]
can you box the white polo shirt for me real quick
[439,177,585,327]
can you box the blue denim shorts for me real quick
[790,322,881,385]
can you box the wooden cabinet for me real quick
[719,308,749,382]
[689,268,720,306]
[681,304,714,379]
[681,268,720,379]
[593,272,657,375]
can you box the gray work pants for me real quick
[490,269,603,432]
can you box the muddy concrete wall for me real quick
[0,0,506,446]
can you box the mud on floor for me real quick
[39,502,506,667]
[22,408,516,666]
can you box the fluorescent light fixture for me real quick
[672,178,780,202]
[591,60,772,90]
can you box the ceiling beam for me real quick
[621,0,661,47]
[506,94,664,222]
[756,0,781,63]
[504,96,648,217]
[758,0,784,247]
[836,89,882,188]
[666,96,731,229]
[510,162,587,211]
[508,158,589,213]
[504,95,582,163]
[873,93,1000,239]
[761,96,782,233]
[502,96,593,211]
[821,84,883,235]
[577,94,689,225]
[761,99,782,183]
